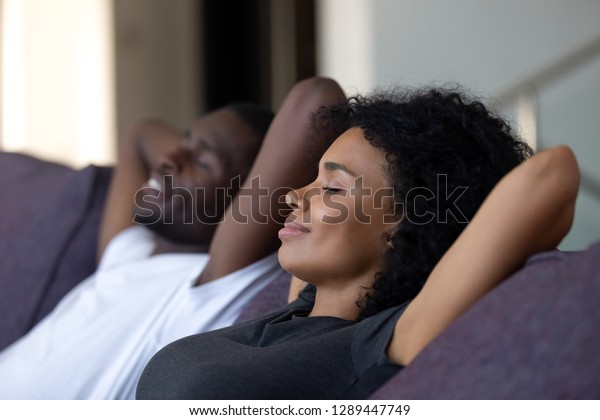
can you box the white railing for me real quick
[493,35,600,199]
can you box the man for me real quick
[101,103,272,256]
[0,103,284,399]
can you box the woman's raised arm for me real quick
[389,145,580,365]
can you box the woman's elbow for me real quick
[527,145,580,245]
[546,145,580,208]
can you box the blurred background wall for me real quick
[0,0,116,166]
[1,0,598,249]
[318,0,600,250]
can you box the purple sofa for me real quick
[0,152,112,350]
[370,244,600,399]
[1,152,598,398]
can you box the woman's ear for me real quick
[384,222,401,250]
[382,194,402,250]
[385,235,395,250]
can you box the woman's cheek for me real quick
[319,195,352,225]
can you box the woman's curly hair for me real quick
[312,86,533,320]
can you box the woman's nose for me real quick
[285,186,309,211]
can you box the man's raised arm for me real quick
[97,120,182,261]
[199,77,346,284]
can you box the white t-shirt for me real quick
[0,226,284,399]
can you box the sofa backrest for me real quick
[234,270,291,324]
[0,152,111,350]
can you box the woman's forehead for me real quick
[321,128,390,186]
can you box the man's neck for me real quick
[152,235,210,255]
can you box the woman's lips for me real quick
[278,221,310,239]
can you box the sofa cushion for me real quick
[0,152,111,350]
[370,240,600,399]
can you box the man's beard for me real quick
[134,213,218,246]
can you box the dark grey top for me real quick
[136,287,408,399]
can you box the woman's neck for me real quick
[309,284,370,321]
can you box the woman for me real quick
[136,78,579,399]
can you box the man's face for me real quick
[134,108,260,245]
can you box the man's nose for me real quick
[158,147,190,175]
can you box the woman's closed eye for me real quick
[323,186,344,195]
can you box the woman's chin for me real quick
[277,247,291,271]
[277,247,302,278]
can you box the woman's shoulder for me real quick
[352,302,411,372]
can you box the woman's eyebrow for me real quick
[323,161,357,177]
